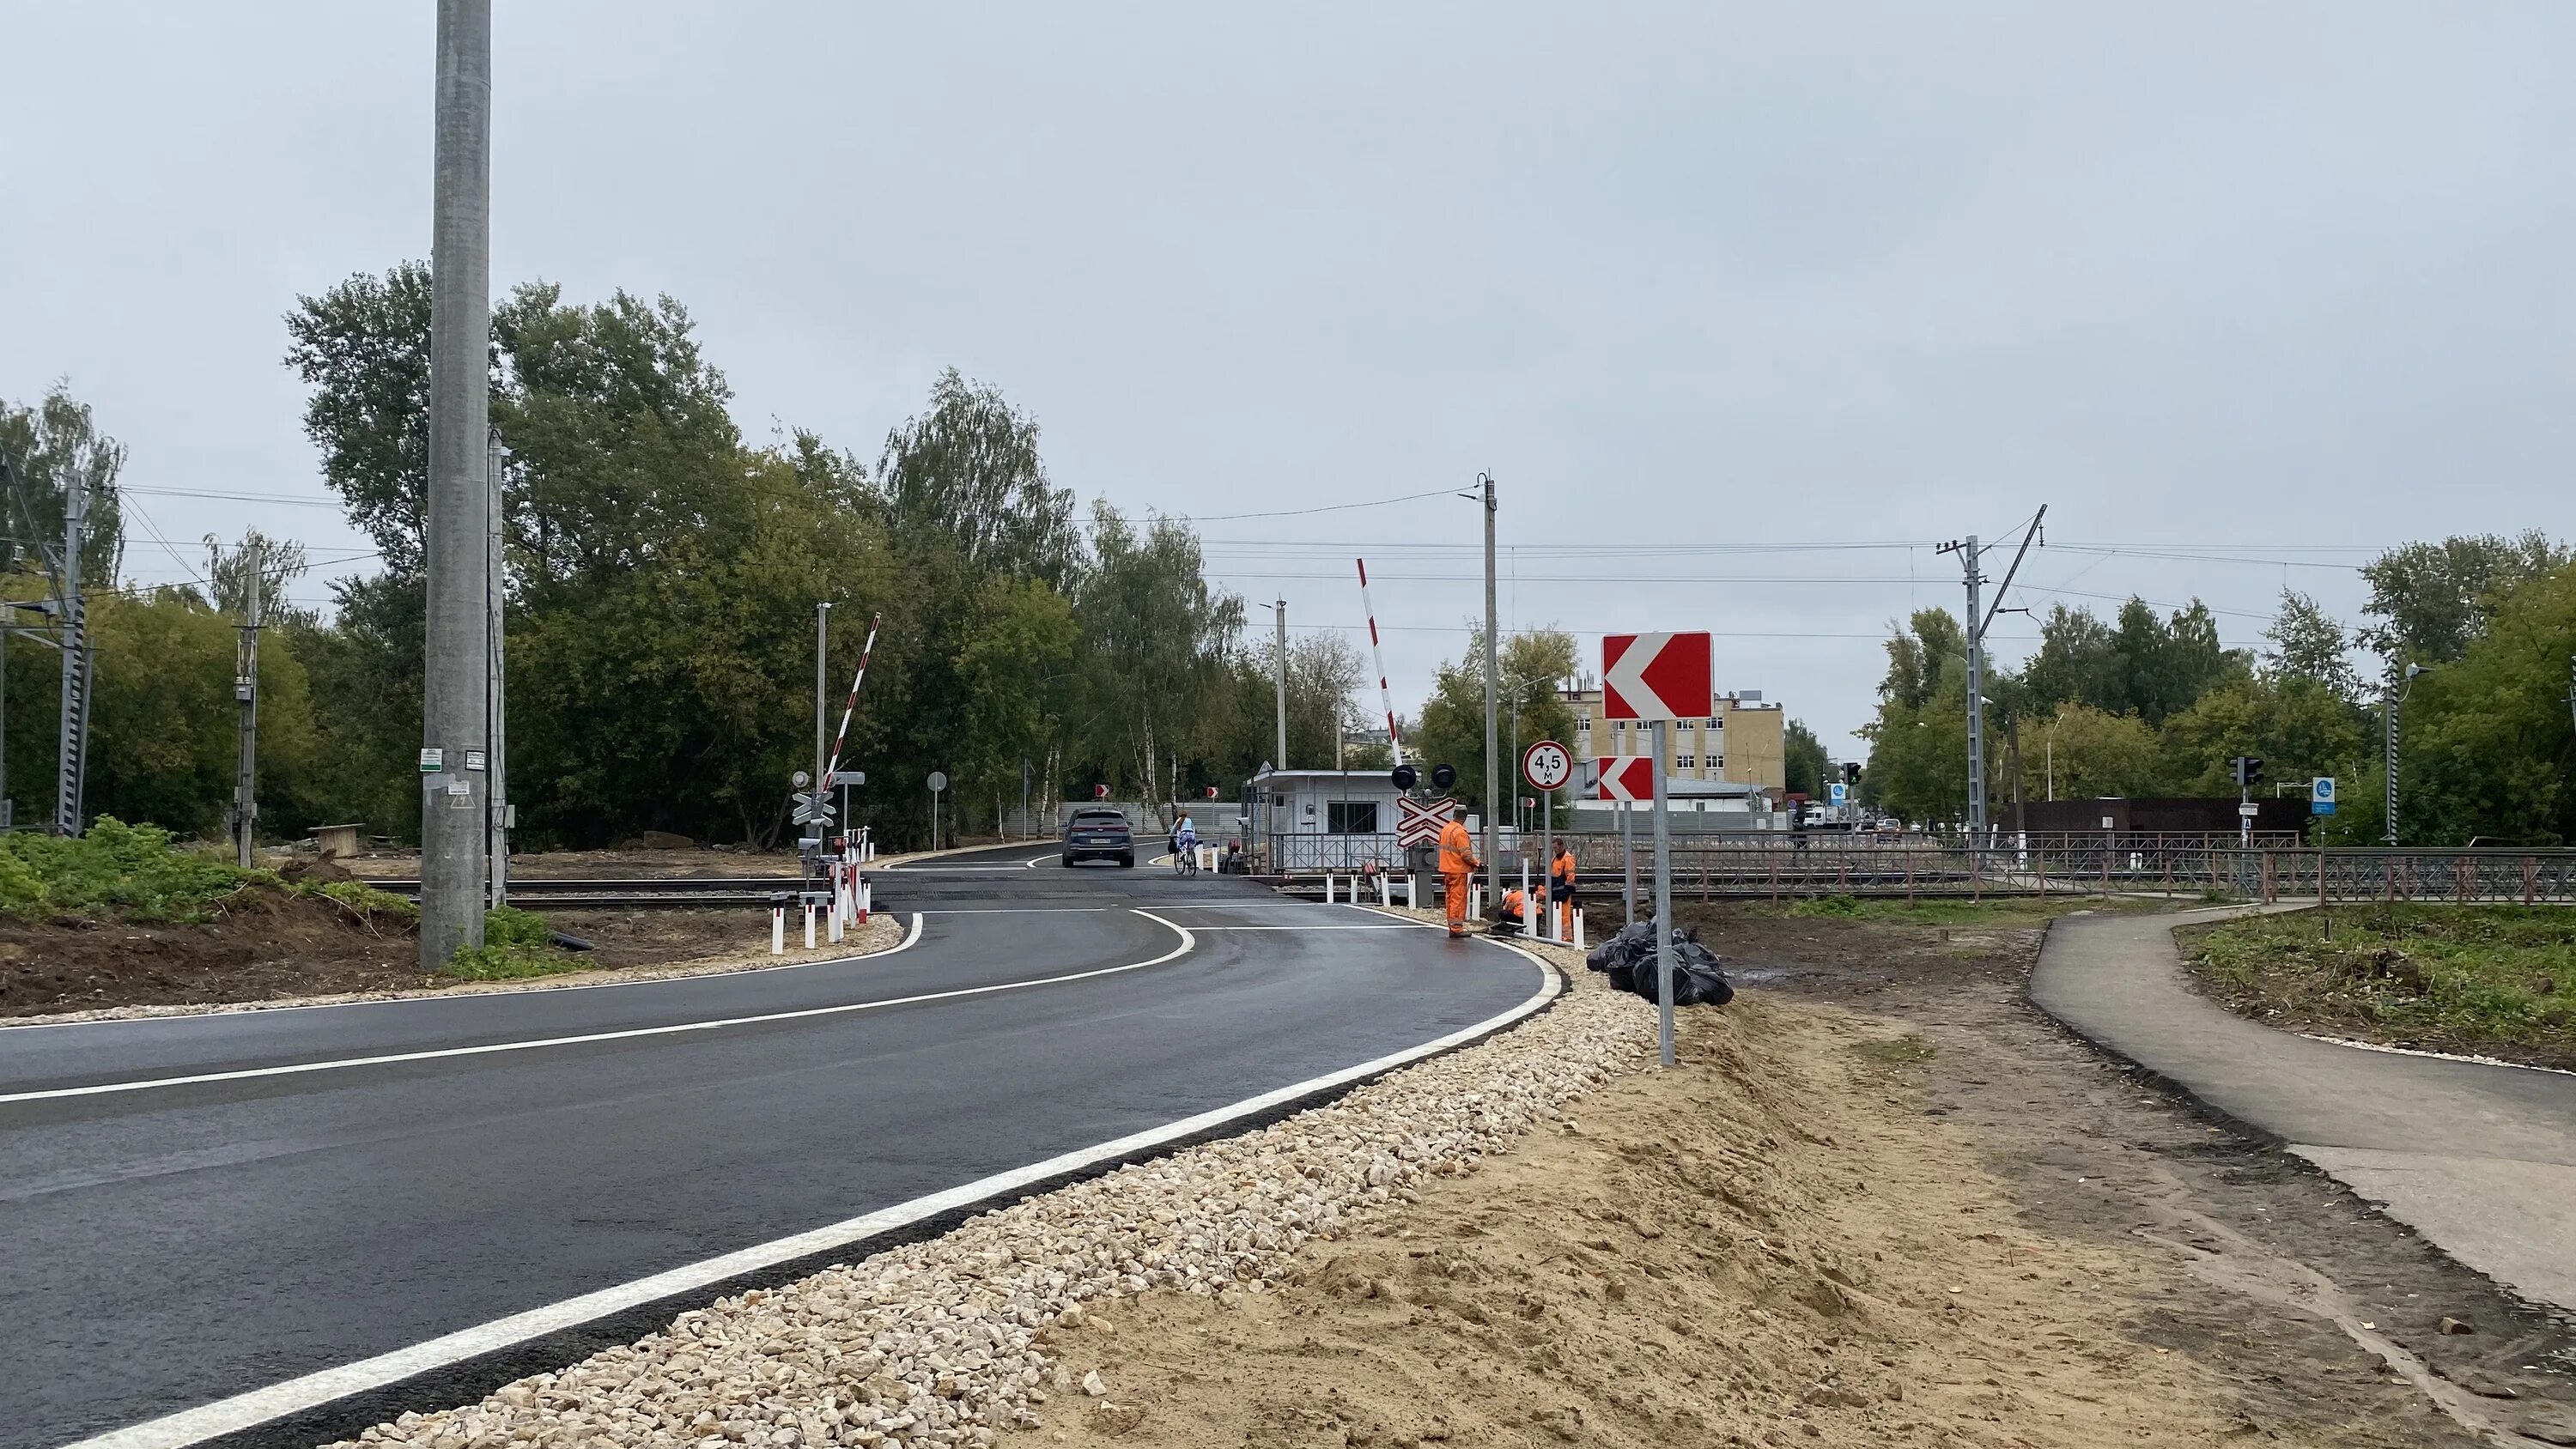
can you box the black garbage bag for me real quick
[1595,925,1735,1007]
[1586,921,1654,976]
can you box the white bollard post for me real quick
[804,904,817,949]
[771,904,785,955]
[1472,884,1483,919]
[829,876,845,943]
[1574,908,1586,951]
[1322,874,1334,906]
[1379,875,1391,908]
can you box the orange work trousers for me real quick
[1443,871,1473,937]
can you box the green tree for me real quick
[0,385,126,585]
[2157,676,2366,799]
[84,588,321,837]
[2391,561,2576,845]
[1072,505,1242,801]
[953,577,1078,821]
[2261,590,2360,702]
[2027,703,2164,800]
[878,368,1084,591]
[1783,718,1828,797]
[2017,604,2117,714]
[1411,628,1579,814]
[2359,531,2570,669]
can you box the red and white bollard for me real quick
[804,902,817,949]
[770,900,786,955]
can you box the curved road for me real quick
[0,844,1544,1449]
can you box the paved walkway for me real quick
[2031,906,2576,1312]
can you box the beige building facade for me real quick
[1564,688,1787,793]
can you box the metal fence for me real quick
[1525,834,2576,904]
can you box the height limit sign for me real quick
[1522,739,1573,791]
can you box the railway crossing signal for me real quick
[1395,795,1449,847]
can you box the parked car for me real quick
[1062,808,1135,867]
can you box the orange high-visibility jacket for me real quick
[1550,848,1577,893]
[1500,888,1528,919]
[1437,819,1477,875]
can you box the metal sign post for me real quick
[928,770,948,852]
[1522,740,1571,943]
[1652,718,1674,1068]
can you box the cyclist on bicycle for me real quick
[1171,812,1200,867]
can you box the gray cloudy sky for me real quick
[7,3,2572,757]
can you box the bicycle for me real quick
[1170,839,1200,876]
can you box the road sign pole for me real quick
[1541,787,1553,942]
[1652,718,1674,1068]
[1623,800,1635,926]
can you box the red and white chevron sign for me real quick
[1595,755,1656,801]
[1601,632,1713,722]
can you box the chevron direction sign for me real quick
[1595,755,1656,802]
[1601,633,1713,722]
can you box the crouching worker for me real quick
[1492,884,1528,937]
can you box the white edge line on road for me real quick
[4,908,1202,1106]
[66,913,1556,1449]
[0,910,931,1037]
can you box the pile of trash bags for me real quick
[1583,921,1735,1007]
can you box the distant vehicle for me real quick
[1062,808,1135,868]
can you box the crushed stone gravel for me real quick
[325,932,1645,1448]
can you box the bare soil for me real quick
[1030,904,2576,1447]
[0,890,853,1021]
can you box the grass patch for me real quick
[444,905,585,980]
[2180,906,2576,1070]
[0,818,265,921]
[1852,1033,1938,1066]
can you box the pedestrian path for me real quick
[2031,906,2576,1312]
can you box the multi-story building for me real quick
[1564,686,1787,792]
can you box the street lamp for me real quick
[2385,662,2429,846]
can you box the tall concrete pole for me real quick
[2383,688,2400,846]
[1273,597,1288,769]
[1962,535,1986,852]
[233,539,262,868]
[1481,474,1499,903]
[421,0,492,967]
[55,471,88,837]
[487,428,508,907]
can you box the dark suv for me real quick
[1062,808,1135,867]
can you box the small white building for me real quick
[1242,767,1413,872]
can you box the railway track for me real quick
[362,876,809,908]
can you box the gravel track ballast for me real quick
[331,942,1649,1448]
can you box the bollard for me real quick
[771,901,786,955]
[804,904,817,949]
[859,877,871,923]
[1573,908,1586,950]
[1379,875,1391,908]
[1325,874,1337,906]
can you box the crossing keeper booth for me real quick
[1240,767,1412,874]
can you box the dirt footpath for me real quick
[1033,909,2576,1448]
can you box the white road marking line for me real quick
[67,925,1556,1449]
[1,910,1190,1106]
[1189,925,1415,931]
[0,908,929,1035]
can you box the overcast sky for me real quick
[7,3,2572,759]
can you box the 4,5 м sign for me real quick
[1522,740,1573,791]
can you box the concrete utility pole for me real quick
[1273,597,1288,770]
[232,539,262,868]
[2383,687,2401,847]
[420,0,492,967]
[487,429,509,906]
[56,473,88,837]
[1480,473,1499,904]
[1940,506,2044,856]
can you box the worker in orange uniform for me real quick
[1437,803,1480,939]
[1492,885,1528,937]
[1549,840,1578,939]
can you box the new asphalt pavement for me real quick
[0,843,1544,1449]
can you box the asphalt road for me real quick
[0,842,1544,1449]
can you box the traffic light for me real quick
[1431,762,1458,791]
[1391,763,1419,791]
[1843,761,1862,785]
[2231,756,2264,789]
